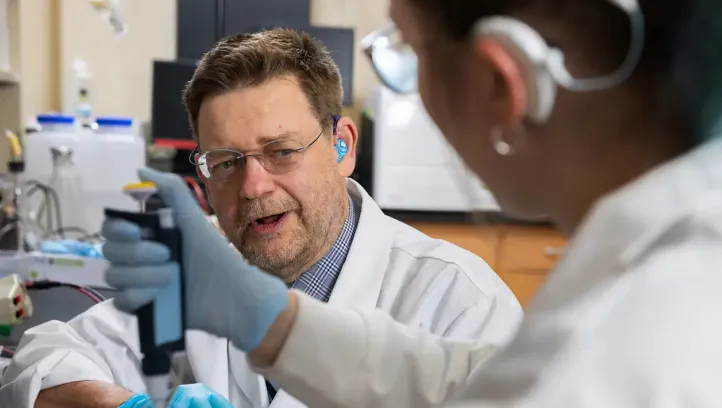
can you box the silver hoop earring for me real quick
[490,123,527,156]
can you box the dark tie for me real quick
[266,379,278,402]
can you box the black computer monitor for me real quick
[150,59,198,149]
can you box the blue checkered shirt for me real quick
[287,195,359,302]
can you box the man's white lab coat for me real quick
[249,139,722,407]
[0,179,522,408]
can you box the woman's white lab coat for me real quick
[0,180,523,408]
[250,138,722,407]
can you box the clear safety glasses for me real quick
[361,24,418,95]
[192,130,324,182]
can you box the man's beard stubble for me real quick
[230,186,347,283]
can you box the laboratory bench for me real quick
[1,218,562,348]
[406,220,567,307]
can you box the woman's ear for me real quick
[473,37,527,125]
[334,116,358,177]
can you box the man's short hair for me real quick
[183,28,343,140]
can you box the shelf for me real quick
[0,71,17,84]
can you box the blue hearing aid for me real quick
[335,139,347,163]
[332,115,347,163]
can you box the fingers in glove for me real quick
[139,167,188,208]
[102,218,143,242]
[207,393,235,407]
[113,287,160,312]
[103,240,170,265]
[105,263,177,289]
[118,393,153,408]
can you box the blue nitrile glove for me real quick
[117,393,153,408]
[103,167,289,351]
[118,384,234,407]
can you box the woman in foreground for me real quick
[100,0,722,406]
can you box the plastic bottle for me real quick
[24,114,81,187]
[63,57,93,126]
[48,145,87,234]
[82,116,146,234]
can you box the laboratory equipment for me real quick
[0,274,32,334]
[105,181,185,407]
[24,114,85,200]
[24,114,146,235]
[85,116,146,234]
[369,85,498,212]
[1,130,27,250]
[48,145,86,234]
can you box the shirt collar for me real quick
[288,195,360,302]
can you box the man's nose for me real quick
[240,157,276,200]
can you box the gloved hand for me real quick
[118,384,234,407]
[103,168,289,351]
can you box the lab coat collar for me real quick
[324,179,393,309]
[533,138,722,311]
[232,179,393,408]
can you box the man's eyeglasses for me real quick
[193,130,324,182]
[190,115,340,182]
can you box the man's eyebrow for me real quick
[257,131,300,145]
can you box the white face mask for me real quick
[362,0,644,96]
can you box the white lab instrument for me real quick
[83,116,146,234]
[0,274,32,329]
[24,114,85,190]
[23,114,88,231]
[23,114,146,235]
[48,145,87,234]
[370,86,498,212]
[0,180,522,408]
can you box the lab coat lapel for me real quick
[184,330,230,397]
[228,345,266,407]
[325,179,393,309]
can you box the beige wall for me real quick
[17,0,58,125]
[58,0,176,122]
[21,0,388,126]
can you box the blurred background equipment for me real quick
[88,0,128,37]
[24,114,146,236]
[364,86,499,213]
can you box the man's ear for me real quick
[334,116,358,177]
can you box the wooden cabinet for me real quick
[408,222,566,307]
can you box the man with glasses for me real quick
[2,28,522,408]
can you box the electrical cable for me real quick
[25,181,90,241]
[45,226,91,240]
[184,176,210,215]
[0,346,13,358]
[24,280,106,304]
[25,183,53,233]
[25,180,63,238]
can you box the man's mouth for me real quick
[249,212,288,233]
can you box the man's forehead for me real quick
[197,90,316,150]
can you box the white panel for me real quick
[373,87,499,212]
